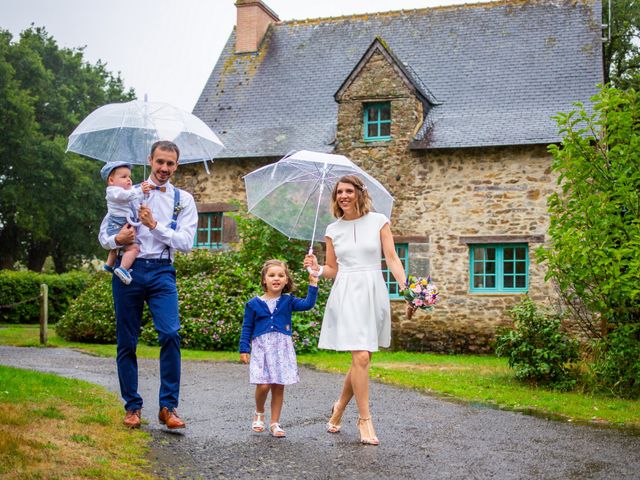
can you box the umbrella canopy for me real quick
[243,150,394,246]
[66,99,224,171]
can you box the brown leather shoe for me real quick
[123,409,141,428]
[158,407,186,429]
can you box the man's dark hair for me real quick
[150,140,180,160]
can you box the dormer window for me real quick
[364,102,391,141]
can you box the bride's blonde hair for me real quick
[331,175,372,218]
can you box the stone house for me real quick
[175,0,604,352]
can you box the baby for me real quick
[100,161,150,285]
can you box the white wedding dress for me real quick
[318,212,391,352]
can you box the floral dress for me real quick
[249,297,300,385]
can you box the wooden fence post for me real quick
[40,284,48,345]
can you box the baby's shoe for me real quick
[103,264,114,273]
[114,267,133,285]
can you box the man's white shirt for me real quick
[99,180,198,261]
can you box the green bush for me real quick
[141,245,328,353]
[0,270,90,324]
[172,248,227,276]
[55,273,141,343]
[58,214,329,353]
[229,212,327,352]
[539,86,640,335]
[588,324,640,399]
[140,252,255,350]
[495,297,579,390]
[230,210,309,274]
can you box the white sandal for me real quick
[327,401,345,433]
[269,422,286,438]
[252,412,265,432]
[357,417,380,446]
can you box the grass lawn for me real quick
[0,365,156,479]
[298,351,640,428]
[1,324,639,429]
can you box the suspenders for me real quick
[161,187,181,259]
[131,184,183,260]
[169,188,181,231]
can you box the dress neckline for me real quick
[340,213,367,223]
[259,295,281,302]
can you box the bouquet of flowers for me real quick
[402,275,438,319]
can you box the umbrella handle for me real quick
[306,246,323,276]
[126,215,142,227]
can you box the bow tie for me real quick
[152,185,166,192]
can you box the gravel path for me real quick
[1,346,639,479]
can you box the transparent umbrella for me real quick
[66,98,224,173]
[243,150,394,254]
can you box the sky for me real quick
[2,0,495,112]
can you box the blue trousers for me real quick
[112,258,181,412]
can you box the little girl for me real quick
[239,259,319,438]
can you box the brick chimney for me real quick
[235,0,279,53]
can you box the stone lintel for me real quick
[196,202,239,213]
[458,235,545,244]
[394,235,429,243]
[343,94,408,102]
[466,293,529,297]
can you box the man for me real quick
[99,140,198,429]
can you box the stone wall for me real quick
[174,157,273,206]
[335,49,559,353]
[389,145,558,353]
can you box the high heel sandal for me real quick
[357,417,380,445]
[251,412,265,432]
[326,402,345,433]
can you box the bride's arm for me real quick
[381,224,407,288]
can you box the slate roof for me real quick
[194,0,603,158]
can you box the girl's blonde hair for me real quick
[331,175,372,218]
[260,259,295,293]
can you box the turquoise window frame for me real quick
[364,102,391,141]
[194,212,224,249]
[469,244,529,293]
[382,243,408,298]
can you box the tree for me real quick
[0,31,37,268]
[603,0,640,89]
[539,85,640,337]
[0,26,134,272]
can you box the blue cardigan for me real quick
[239,286,319,353]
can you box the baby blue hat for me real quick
[100,161,132,181]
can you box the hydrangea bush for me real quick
[58,213,328,353]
